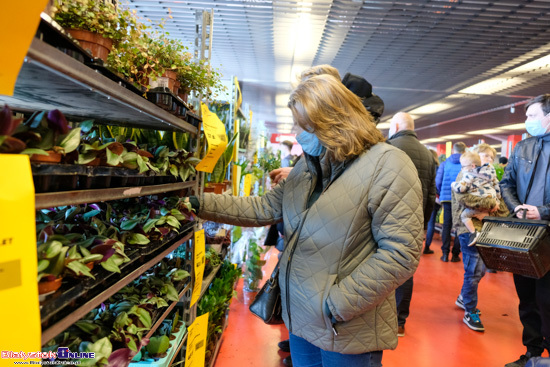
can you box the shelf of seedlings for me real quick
[0,37,199,134]
[35,180,197,209]
[41,228,195,345]
[145,282,192,340]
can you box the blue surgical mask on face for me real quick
[296,131,325,156]
[525,119,548,137]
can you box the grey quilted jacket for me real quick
[197,142,423,354]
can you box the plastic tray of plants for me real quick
[130,314,187,367]
[146,87,189,120]
[41,260,191,366]
[185,110,202,128]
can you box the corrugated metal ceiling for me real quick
[128,0,550,147]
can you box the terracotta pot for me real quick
[163,70,177,93]
[209,182,226,194]
[85,157,101,166]
[223,180,232,191]
[67,29,113,62]
[203,186,216,193]
[30,150,62,163]
[178,92,189,103]
[38,277,62,295]
[174,80,181,96]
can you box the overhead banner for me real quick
[195,103,228,173]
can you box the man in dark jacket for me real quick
[435,142,466,262]
[501,94,550,367]
[388,112,436,337]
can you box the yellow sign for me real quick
[1,0,49,95]
[195,103,228,173]
[0,155,40,356]
[232,165,242,197]
[190,229,206,307]
[185,312,209,367]
[446,141,452,158]
[243,174,252,197]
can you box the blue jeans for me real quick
[424,202,441,249]
[441,202,461,256]
[289,333,383,367]
[458,233,486,312]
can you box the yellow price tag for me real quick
[195,103,228,173]
[1,1,49,96]
[232,165,242,197]
[0,155,40,356]
[190,229,206,307]
[185,312,209,367]
[243,174,252,197]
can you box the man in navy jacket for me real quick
[435,142,466,262]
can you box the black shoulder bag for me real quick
[249,263,283,324]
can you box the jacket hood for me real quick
[448,153,462,164]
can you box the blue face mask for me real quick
[525,119,548,137]
[296,131,325,156]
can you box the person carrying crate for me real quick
[501,94,550,367]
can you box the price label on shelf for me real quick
[195,103,228,173]
[190,229,206,307]
[185,312,209,367]
[243,173,252,197]
[0,155,40,354]
[0,0,49,95]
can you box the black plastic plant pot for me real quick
[147,89,173,111]
[32,163,83,192]
[110,176,129,187]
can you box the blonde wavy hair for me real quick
[299,64,341,82]
[288,74,385,161]
[475,143,497,161]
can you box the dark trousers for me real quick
[424,202,442,249]
[441,202,460,256]
[513,271,550,356]
[396,277,414,327]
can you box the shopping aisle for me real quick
[215,240,544,367]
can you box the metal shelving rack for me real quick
[0,38,198,133]
[3,33,203,353]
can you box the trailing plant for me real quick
[243,237,266,292]
[1,107,81,159]
[37,240,69,282]
[52,0,142,44]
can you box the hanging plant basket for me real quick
[67,29,113,62]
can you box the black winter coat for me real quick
[501,133,550,219]
[387,130,436,226]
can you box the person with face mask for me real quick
[183,74,423,367]
[500,94,550,367]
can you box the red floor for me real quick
[215,238,548,367]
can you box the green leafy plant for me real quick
[209,133,238,184]
[243,237,266,292]
[37,240,69,282]
[64,244,103,279]
[146,335,170,358]
[52,0,141,44]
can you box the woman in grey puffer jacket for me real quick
[190,75,424,367]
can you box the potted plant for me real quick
[243,237,266,304]
[52,0,141,62]
[206,133,238,193]
[37,240,69,295]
